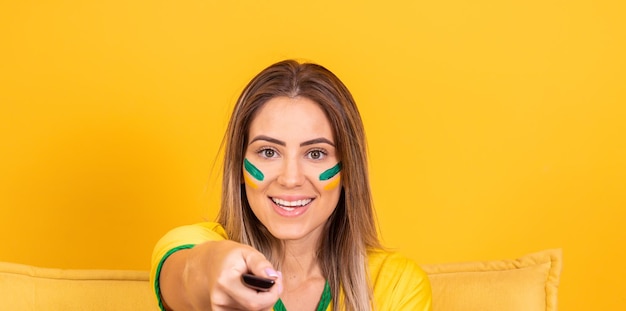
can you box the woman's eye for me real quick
[308,150,326,160]
[262,149,276,158]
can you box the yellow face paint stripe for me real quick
[243,173,258,189]
[323,175,341,190]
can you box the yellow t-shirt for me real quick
[150,222,432,311]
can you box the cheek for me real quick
[319,163,342,191]
[243,158,279,189]
[317,175,342,214]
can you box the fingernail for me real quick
[265,268,279,278]
[277,271,283,294]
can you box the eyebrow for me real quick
[249,135,335,147]
[300,137,335,147]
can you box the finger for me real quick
[229,286,282,311]
[209,249,281,310]
[241,248,279,279]
[211,278,279,311]
[240,248,284,296]
[221,249,283,310]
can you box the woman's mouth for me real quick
[269,197,314,217]
[271,198,313,211]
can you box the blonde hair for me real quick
[217,60,381,311]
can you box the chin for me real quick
[269,228,306,240]
[268,222,326,243]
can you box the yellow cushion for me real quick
[421,249,562,311]
[0,261,157,311]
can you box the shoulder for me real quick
[149,222,230,307]
[367,249,432,310]
[157,222,228,247]
[150,222,228,279]
[368,249,428,284]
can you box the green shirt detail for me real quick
[274,281,331,311]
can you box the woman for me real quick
[151,60,432,311]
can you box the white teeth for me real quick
[271,198,312,208]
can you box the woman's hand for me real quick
[160,240,283,311]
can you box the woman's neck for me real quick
[281,236,323,283]
[277,235,328,311]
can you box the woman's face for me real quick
[243,96,342,243]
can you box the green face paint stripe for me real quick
[319,162,341,181]
[244,158,264,181]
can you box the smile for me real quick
[270,197,313,210]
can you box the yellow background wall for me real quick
[1,1,624,309]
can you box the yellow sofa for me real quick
[0,249,561,311]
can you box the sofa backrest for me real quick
[0,249,561,311]
[0,261,156,311]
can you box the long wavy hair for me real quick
[217,60,381,311]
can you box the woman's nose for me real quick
[277,158,305,188]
